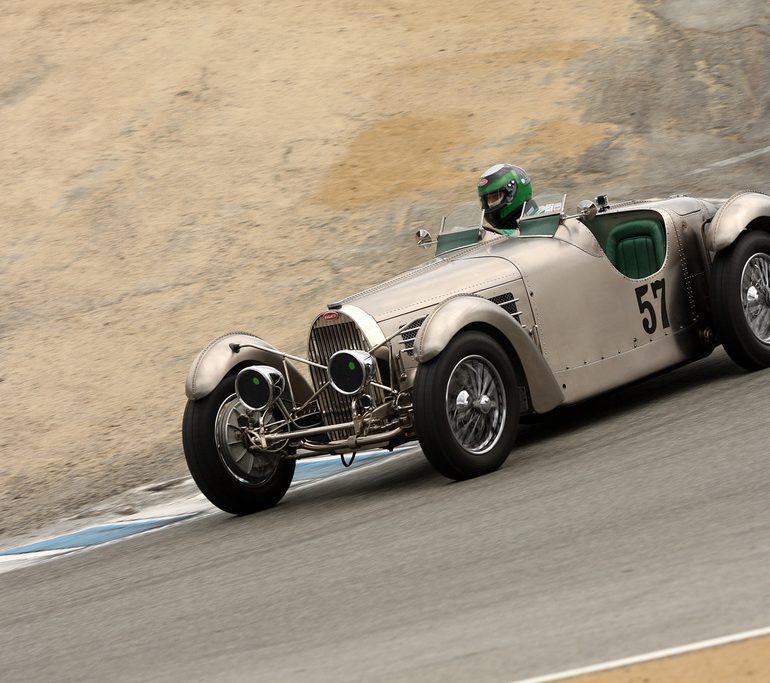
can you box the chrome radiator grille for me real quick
[307,312,369,440]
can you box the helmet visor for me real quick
[483,189,506,210]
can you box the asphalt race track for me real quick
[1,348,769,681]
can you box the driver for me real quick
[477,163,536,233]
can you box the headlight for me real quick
[235,365,285,411]
[327,350,376,396]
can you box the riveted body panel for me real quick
[412,295,564,413]
[493,207,703,402]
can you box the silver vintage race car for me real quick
[183,188,770,514]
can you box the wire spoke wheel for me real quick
[445,356,506,455]
[711,230,770,371]
[413,330,520,480]
[741,253,770,344]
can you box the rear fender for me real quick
[185,331,313,402]
[705,191,770,253]
[413,296,564,414]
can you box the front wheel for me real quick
[413,330,520,480]
[711,230,770,370]
[182,372,295,515]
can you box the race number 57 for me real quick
[635,279,670,334]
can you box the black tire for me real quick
[182,372,295,515]
[711,230,770,370]
[413,330,520,480]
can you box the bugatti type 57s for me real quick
[183,189,770,514]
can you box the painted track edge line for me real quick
[509,624,770,683]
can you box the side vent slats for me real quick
[488,292,521,319]
[399,317,426,356]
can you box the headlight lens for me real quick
[327,350,376,396]
[234,365,285,411]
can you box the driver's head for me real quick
[478,164,532,230]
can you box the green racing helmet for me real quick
[477,163,532,231]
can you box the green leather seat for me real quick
[605,218,666,278]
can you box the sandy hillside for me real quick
[0,0,639,534]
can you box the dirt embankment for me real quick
[5,0,735,536]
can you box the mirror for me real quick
[415,229,435,248]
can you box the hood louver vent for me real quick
[399,317,426,356]
[488,292,522,319]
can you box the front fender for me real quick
[705,190,770,253]
[185,331,313,402]
[413,296,564,414]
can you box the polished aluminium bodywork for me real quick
[186,331,312,403]
[186,189,770,459]
[704,191,770,252]
[412,295,563,413]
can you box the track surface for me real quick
[2,348,769,681]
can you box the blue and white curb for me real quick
[292,446,410,482]
[0,516,200,573]
[0,516,200,555]
[0,444,417,573]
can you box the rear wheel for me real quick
[182,372,295,514]
[413,330,520,480]
[711,230,770,370]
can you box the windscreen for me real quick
[525,190,566,216]
[440,202,484,236]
